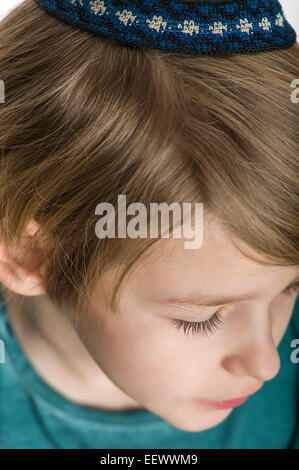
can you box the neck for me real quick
[4,292,143,411]
[7,293,97,379]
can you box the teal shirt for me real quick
[0,288,298,449]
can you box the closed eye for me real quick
[170,280,299,338]
[282,280,299,296]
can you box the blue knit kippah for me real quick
[33,0,297,55]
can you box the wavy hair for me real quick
[0,0,298,320]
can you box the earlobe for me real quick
[0,218,47,296]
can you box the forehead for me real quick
[126,218,296,297]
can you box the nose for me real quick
[221,309,281,383]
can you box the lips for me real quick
[198,385,263,410]
[199,394,251,409]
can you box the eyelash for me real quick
[171,281,299,338]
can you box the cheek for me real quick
[270,294,297,343]
[271,292,297,316]
[86,315,212,401]
[139,336,217,405]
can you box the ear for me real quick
[0,218,47,296]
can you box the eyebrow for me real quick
[160,276,299,307]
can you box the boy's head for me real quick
[0,0,298,432]
[1,215,298,432]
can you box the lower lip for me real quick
[197,395,251,410]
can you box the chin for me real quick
[162,404,233,433]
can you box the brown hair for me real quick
[0,0,298,321]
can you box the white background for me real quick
[0,0,298,38]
